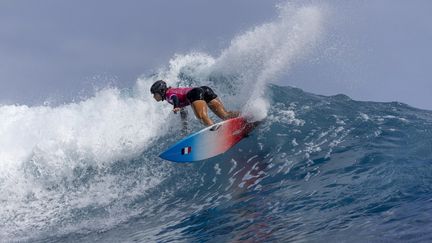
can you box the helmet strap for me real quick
[160,91,166,101]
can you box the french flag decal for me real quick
[181,146,192,155]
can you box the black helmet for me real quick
[150,80,167,97]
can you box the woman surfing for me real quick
[150,80,239,127]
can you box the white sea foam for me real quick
[0,80,174,239]
[0,85,168,180]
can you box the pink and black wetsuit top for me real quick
[165,87,194,108]
[165,86,219,108]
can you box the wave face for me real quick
[2,3,432,243]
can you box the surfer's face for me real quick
[153,93,163,101]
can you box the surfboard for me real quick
[159,116,260,163]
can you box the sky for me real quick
[0,0,431,110]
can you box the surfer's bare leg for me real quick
[191,100,214,126]
[208,98,239,120]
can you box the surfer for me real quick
[150,80,239,127]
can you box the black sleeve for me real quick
[171,95,180,108]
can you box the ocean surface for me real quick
[1,3,432,243]
[2,84,432,242]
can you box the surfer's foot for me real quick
[226,111,240,119]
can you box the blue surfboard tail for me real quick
[159,146,196,163]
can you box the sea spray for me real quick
[136,3,326,120]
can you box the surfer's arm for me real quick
[171,95,179,108]
[171,95,181,113]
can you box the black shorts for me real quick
[186,86,218,103]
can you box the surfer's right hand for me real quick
[172,107,181,114]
